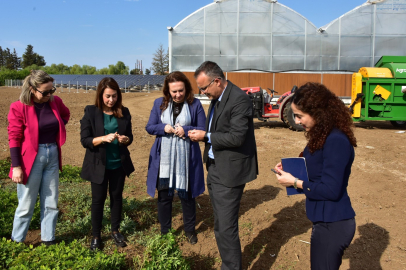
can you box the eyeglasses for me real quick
[34,86,56,97]
[198,78,219,93]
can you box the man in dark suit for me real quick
[189,61,258,270]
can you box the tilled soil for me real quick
[1,86,405,269]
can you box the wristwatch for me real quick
[293,178,298,189]
[203,132,209,143]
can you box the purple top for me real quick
[10,102,62,167]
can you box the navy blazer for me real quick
[80,105,135,184]
[302,129,356,223]
[145,98,206,198]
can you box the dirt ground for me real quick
[1,86,405,269]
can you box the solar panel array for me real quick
[50,74,166,90]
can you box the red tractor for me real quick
[241,86,304,131]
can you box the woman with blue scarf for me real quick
[146,71,206,244]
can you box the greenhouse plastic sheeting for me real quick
[168,0,406,72]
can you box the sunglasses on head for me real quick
[33,86,56,97]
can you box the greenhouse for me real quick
[168,0,406,73]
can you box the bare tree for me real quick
[151,44,168,75]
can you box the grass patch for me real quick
[134,230,191,270]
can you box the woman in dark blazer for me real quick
[275,82,357,270]
[80,77,134,250]
[146,71,206,244]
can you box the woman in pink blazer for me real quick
[8,70,70,246]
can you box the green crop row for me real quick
[0,158,191,269]
[0,238,126,269]
[0,158,83,183]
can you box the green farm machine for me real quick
[350,56,406,127]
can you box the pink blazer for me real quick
[7,96,70,184]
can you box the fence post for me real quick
[61,80,63,92]
[77,81,78,93]
[69,81,71,92]
[86,81,88,93]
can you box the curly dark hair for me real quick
[160,71,194,112]
[292,82,357,153]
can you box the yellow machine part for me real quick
[351,73,362,118]
[373,85,391,100]
[359,67,393,78]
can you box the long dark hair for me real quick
[160,71,194,112]
[292,82,357,153]
[95,77,123,118]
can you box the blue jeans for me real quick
[11,143,60,242]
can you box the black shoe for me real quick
[111,232,127,247]
[90,237,102,251]
[41,240,56,246]
[185,231,198,245]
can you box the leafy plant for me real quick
[0,159,83,183]
[0,238,126,269]
[135,230,190,270]
[0,186,40,237]
[56,183,150,241]
[0,158,11,179]
[59,165,83,183]
[56,183,92,239]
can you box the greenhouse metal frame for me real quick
[168,0,406,73]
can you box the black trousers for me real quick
[91,167,126,237]
[207,162,245,270]
[157,188,196,234]
[311,218,356,270]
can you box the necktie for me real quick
[210,100,219,132]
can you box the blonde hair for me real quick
[20,70,54,105]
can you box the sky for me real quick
[1,0,367,72]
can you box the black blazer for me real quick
[80,105,135,184]
[204,81,258,187]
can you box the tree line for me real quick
[0,43,169,86]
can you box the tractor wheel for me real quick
[390,121,406,128]
[282,102,305,131]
